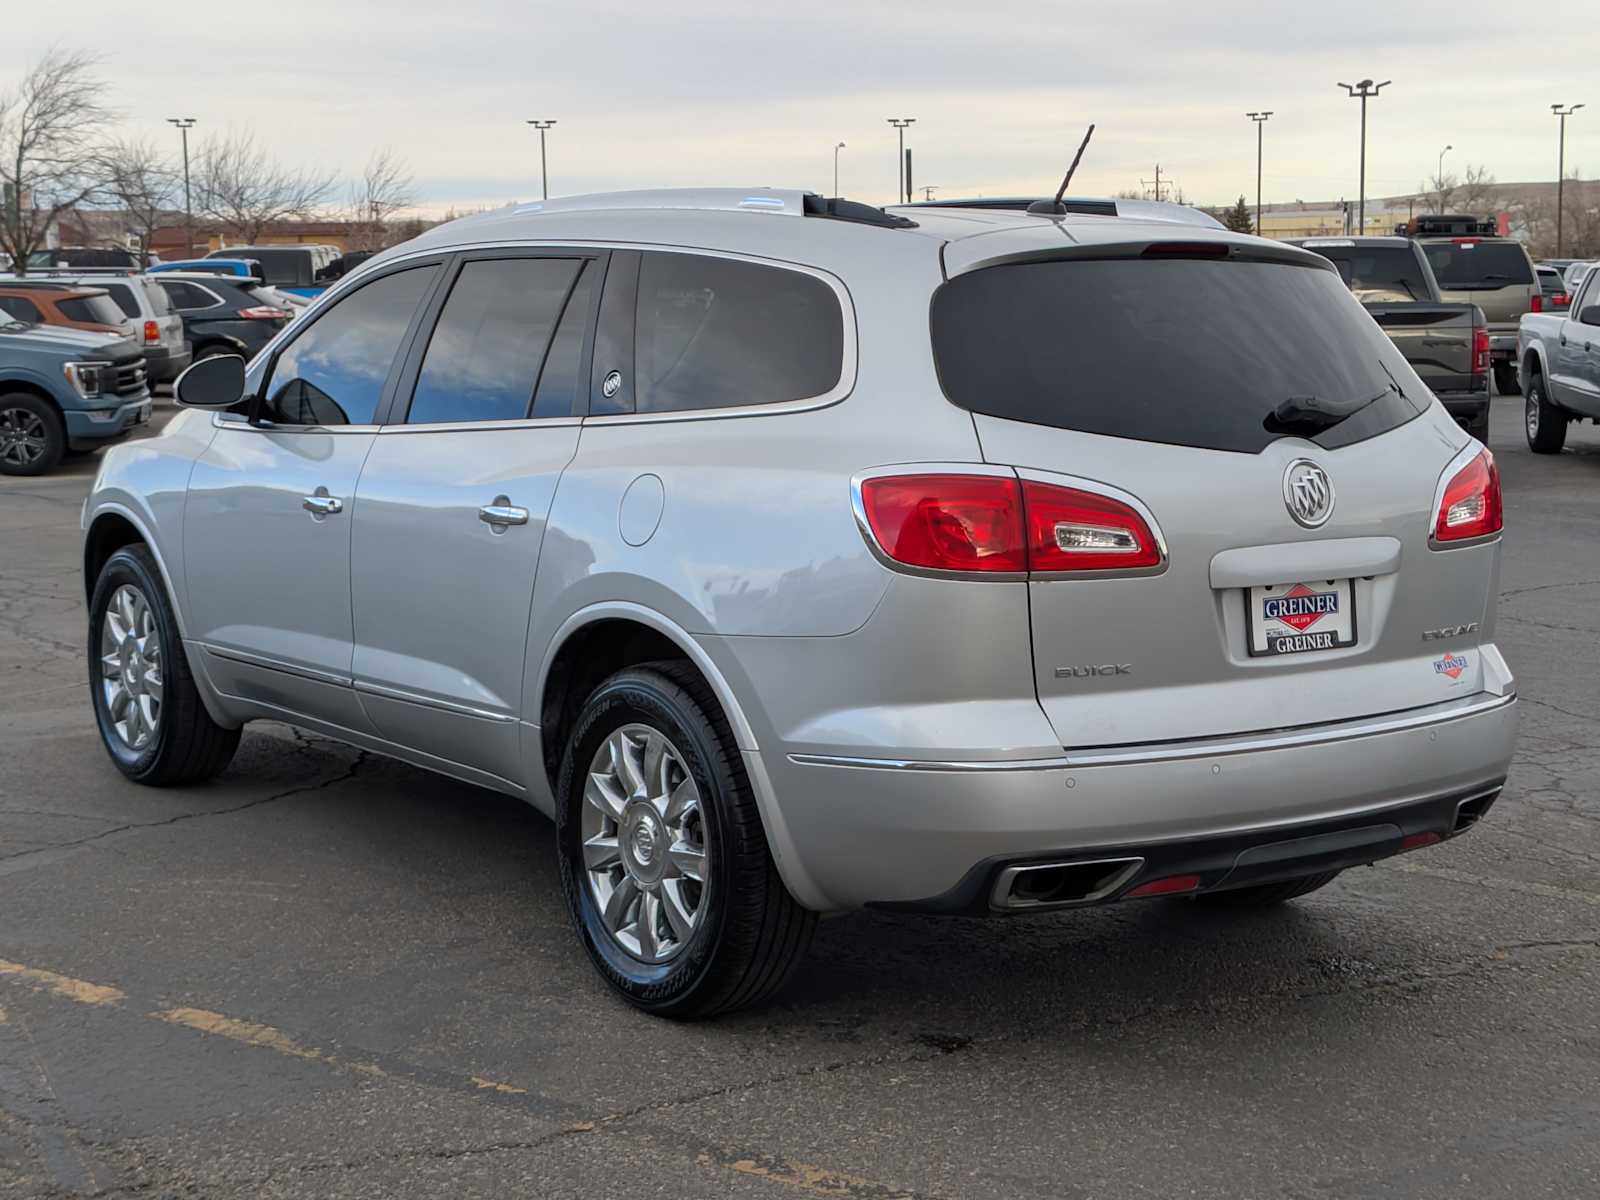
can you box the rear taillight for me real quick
[1432,448,1502,543]
[857,473,1162,575]
[1472,326,1490,375]
[142,319,160,344]
[238,306,293,321]
[1022,481,1163,572]
[1555,292,1570,308]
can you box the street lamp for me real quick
[526,120,557,201]
[1437,144,1452,215]
[833,142,846,197]
[166,118,197,256]
[886,118,915,205]
[1246,111,1272,235]
[1553,104,1585,256]
[1337,79,1390,234]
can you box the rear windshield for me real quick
[222,249,312,288]
[1420,241,1535,289]
[100,283,139,319]
[930,256,1428,455]
[1301,244,1431,302]
[58,294,126,325]
[1537,268,1565,296]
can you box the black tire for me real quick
[192,343,232,362]
[1492,361,1519,397]
[555,662,815,1018]
[1464,408,1490,445]
[1524,370,1568,454]
[88,544,241,785]
[1192,870,1341,908]
[0,392,66,477]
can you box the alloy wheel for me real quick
[581,723,709,963]
[0,407,48,469]
[99,584,164,751]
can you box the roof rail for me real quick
[489,187,917,228]
[905,196,1224,230]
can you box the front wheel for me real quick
[1525,373,1568,454]
[89,545,241,785]
[555,663,815,1018]
[0,393,65,476]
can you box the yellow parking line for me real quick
[153,1007,385,1078]
[471,1076,528,1094]
[0,959,125,1007]
[710,1152,918,1199]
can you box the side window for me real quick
[1573,272,1598,316]
[263,266,436,427]
[159,281,213,311]
[532,261,596,418]
[407,257,583,424]
[633,252,843,413]
[102,285,140,319]
[0,297,41,322]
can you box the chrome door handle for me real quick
[302,493,343,516]
[478,503,529,527]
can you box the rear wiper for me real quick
[1266,384,1394,435]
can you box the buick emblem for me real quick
[1283,460,1334,528]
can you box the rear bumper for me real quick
[1488,332,1518,360]
[769,690,1519,910]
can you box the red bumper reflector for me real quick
[1400,832,1442,852]
[1125,874,1201,898]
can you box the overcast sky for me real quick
[7,0,1597,215]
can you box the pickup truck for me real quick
[1517,263,1600,453]
[0,310,152,476]
[1290,235,1491,441]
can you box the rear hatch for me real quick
[931,245,1497,748]
[1419,238,1537,332]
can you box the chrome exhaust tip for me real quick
[991,857,1144,911]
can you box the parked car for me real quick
[148,260,311,313]
[0,283,129,335]
[0,273,190,385]
[317,249,378,282]
[1290,236,1490,441]
[1410,217,1539,396]
[26,247,142,271]
[1517,262,1600,453]
[1561,262,1596,295]
[0,307,150,475]
[149,273,296,362]
[1536,265,1572,311]
[84,188,1518,1016]
[207,245,337,297]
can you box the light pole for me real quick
[166,118,197,256]
[1247,111,1272,234]
[1436,144,1452,215]
[1553,104,1584,256]
[1337,79,1390,234]
[833,142,845,196]
[526,120,557,201]
[886,118,915,204]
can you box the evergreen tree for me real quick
[1223,195,1255,234]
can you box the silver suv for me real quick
[83,189,1519,1017]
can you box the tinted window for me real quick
[58,294,126,325]
[533,260,595,418]
[264,266,435,426]
[0,296,41,323]
[141,281,172,315]
[1421,241,1535,288]
[931,256,1428,455]
[1537,268,1564,297]
[633,252,843,413]
[159,281,218,310]
[1302,244,1432,302]
[101,284,139,318]
[408,258,582,424]
[220,249,311,287]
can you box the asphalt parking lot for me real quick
[2,394,1597,1199]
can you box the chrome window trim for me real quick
[788,691,1516,772]
[211,413,378,435]
[156,279,227,312]
[377,416,583,435]
[316,239,858,427]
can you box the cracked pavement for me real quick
[1,395,1598,1199]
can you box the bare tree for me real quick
[97,136,178,264]
[1457,164,1497,215]
[0,49,109,273]
[1424,170,1458,215]
[194,129,334,244]
[346,148,416,251]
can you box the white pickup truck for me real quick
[1518,264,1600,452]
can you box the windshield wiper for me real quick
[1266,384,1395,435]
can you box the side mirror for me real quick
[174,354,246,410]
[1580,305,1600,328]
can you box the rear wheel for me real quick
[555,663,815,1018]
[89,545,241,785]
[1192,871,1341,908]
[1524,371,1568,454]
[1492,361,1518,397]
[0,393,65,477]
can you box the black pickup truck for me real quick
[1290,236,1490,441]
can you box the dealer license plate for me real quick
[1247,579,1356,657]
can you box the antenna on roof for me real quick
[1027,124,1096,216]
